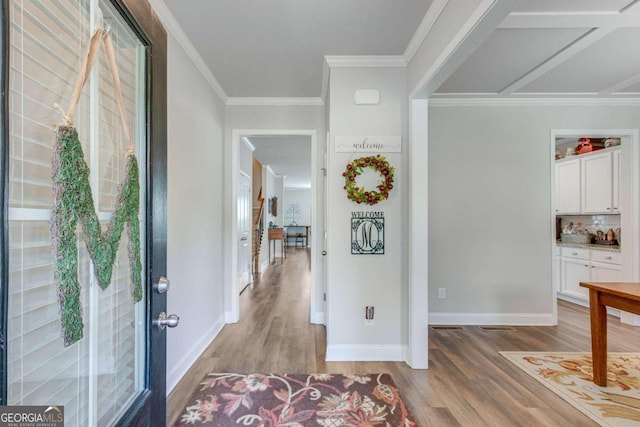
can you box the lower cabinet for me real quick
[559,246,621,302]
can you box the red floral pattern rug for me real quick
[174,373,418,426]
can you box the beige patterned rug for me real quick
[500,352,640,426]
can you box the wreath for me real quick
[342,154,394,205]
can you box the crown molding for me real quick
[324,55,406,68]
[226,97,324,106]
[429,96,640,107]
[403,0,449,63]
[148,0,228,102]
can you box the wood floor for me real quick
[167,248,640,426]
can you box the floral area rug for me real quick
[500,352,640,426]
[174,373,418,426]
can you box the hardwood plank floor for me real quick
[167,248,640,426]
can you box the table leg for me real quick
[589,289,608,386]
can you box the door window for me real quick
[8,1,147,425]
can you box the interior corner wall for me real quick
[428,104,640,324]
[326,67,408,360]
[166,34,226,393]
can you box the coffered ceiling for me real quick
[433,0,640,99]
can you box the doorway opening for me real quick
[225,129,324,326]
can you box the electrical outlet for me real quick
[365,306,375,326]
[438,288,446,299]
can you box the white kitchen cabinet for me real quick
[591,261,622,282]
[612,148,621,213]
[559,246,621,302]
[556,158,581,214]
[582,151,612,213]
[555,147,621,214]
[561,256,591,299]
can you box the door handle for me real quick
[153,276,170,294]
[240,236,248,241]
[154,312,180,331]
[322,251,327,256]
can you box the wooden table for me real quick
[580,282,640,386]
[268,228,286,264]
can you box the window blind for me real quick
[7,1,146,426]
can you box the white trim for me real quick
[409,0,499,99]
[227,129,323,328]
[241,136,256,152]
[403,0,448,64]
[428,312,555,325]
[499,12,640,29]
[226,97,324,106]
[321,60,330,104]
[148,0,228,102]
[325,345,406,362]
[324,55,406,68]
[429,97,640,107]
[407,99,429,370]
[600,73,640,95]
[499,27,617,95]
[166,315,225,394]
[311,311,325,325]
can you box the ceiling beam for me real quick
[499,12,640,29]
[499,26,617,95]
[600,72,640,95]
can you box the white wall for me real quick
[284,188,311,226]
[327,67,408,360]
[428,104,640,324]
[166,34,226,393]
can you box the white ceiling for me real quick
[247,135,312,189]
[162,0,432,98]
[160,0,640,182]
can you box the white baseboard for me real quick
[311,311,325,325]
[167,315,225,395]
[325,344,406,362]
[428,312,555,325]
[225,311,239,323]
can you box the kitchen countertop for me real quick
[556,241,621,252]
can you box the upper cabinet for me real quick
[555,147,621,215]
[556,159,581,214]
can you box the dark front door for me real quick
[0,1,168,426]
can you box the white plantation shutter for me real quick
[7,1,146,426]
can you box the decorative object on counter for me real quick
[343,154,394,205]
[616,227,622,245]
[576,137,592,154]
[565,147,576,157]
[562,222,576,234]
[604,137,621,148]
[561,233,592,244]
[593,228,618,245]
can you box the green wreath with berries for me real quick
[342,154,395,205]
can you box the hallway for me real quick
[168,249,640,426]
